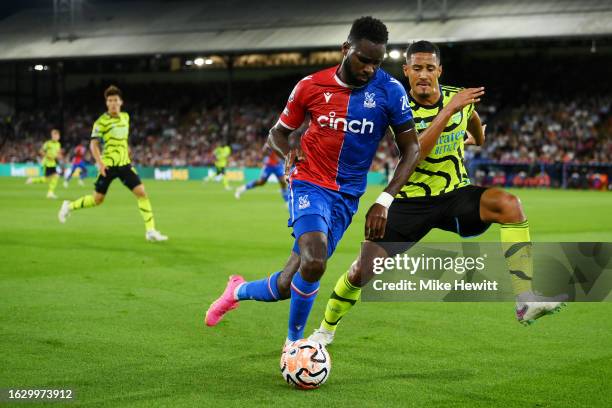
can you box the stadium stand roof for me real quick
[1,0,611,60]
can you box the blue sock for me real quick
[281,188,289,203]
[246,181,257,190]
[236,271,281,301]
[288,271,320,341]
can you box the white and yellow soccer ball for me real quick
[280,339,331,389]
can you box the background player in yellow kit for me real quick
[58,85,168,242]
[26,128,63,199]
[204,141,232,190]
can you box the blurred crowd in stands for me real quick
[1,82,610,190]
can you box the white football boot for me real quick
[145,230,168,242]
[58,200,71,223]
[234,185,246,199]
[515,291,567,326]
[309,326,335,346]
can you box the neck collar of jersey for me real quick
[409,84,444,110]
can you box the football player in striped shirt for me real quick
[311,41,565,346]
[58,85,167,242]
[26,128,63,199]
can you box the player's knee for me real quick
[94,195,105,205]
[134,188,147,198]
[499,193,525,223]
[300,255,327,281]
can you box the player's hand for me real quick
[365,203,388,241]
[284,148,305,182]
[447,87,485,113]
[97,163,107,177]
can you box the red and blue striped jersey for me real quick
[278,66,413,197]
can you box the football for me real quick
[280,339,331,389]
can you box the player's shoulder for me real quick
[441,84,464,96]
[94,112,111,125]
[299,66,347,91]
[308,66,337,83]
[120,112,130,120]
[374,69,406,93]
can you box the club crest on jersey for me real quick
[451,112,463,125]
[298,195,310,210]
[364,92,376,108]
[323,92,333,103]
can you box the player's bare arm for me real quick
[465,111,486,146]
[90,138,106,177]
[417,87,485,160]
[268,123,305,181]
[365,123,420,240]
[268,123,291,160]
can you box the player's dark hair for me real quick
[104,85,122,99]
[406,40,441,63]
[348,16,388,45]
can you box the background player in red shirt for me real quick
[63,142,88,187]
[234,146,289,204]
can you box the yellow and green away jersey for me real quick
[214,145,231,168]
[398,85,475,198]
[91,112,131,167]
[41,140,61,167]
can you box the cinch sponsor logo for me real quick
[317,111,374,134]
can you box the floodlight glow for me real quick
[194,57,205,66]
[204,58,213,65]
[185,60,193,66]
[34,64,44,71]
[389,50,401,60]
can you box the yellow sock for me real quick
[48,175,58,193]
[321,272,361,332]
[500,220,533,295]
[69,195,96,211]
[137,197,155,231]
[222,175,229,189]
[30,176,47,184]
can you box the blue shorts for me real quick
[288,180,359,258]
[261,164,284,181]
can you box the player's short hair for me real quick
[406,40,441,63]
[50,128,60,134]
[348,16,388,45]
[104,85,122,99]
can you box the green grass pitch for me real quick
[1,177,611,407]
